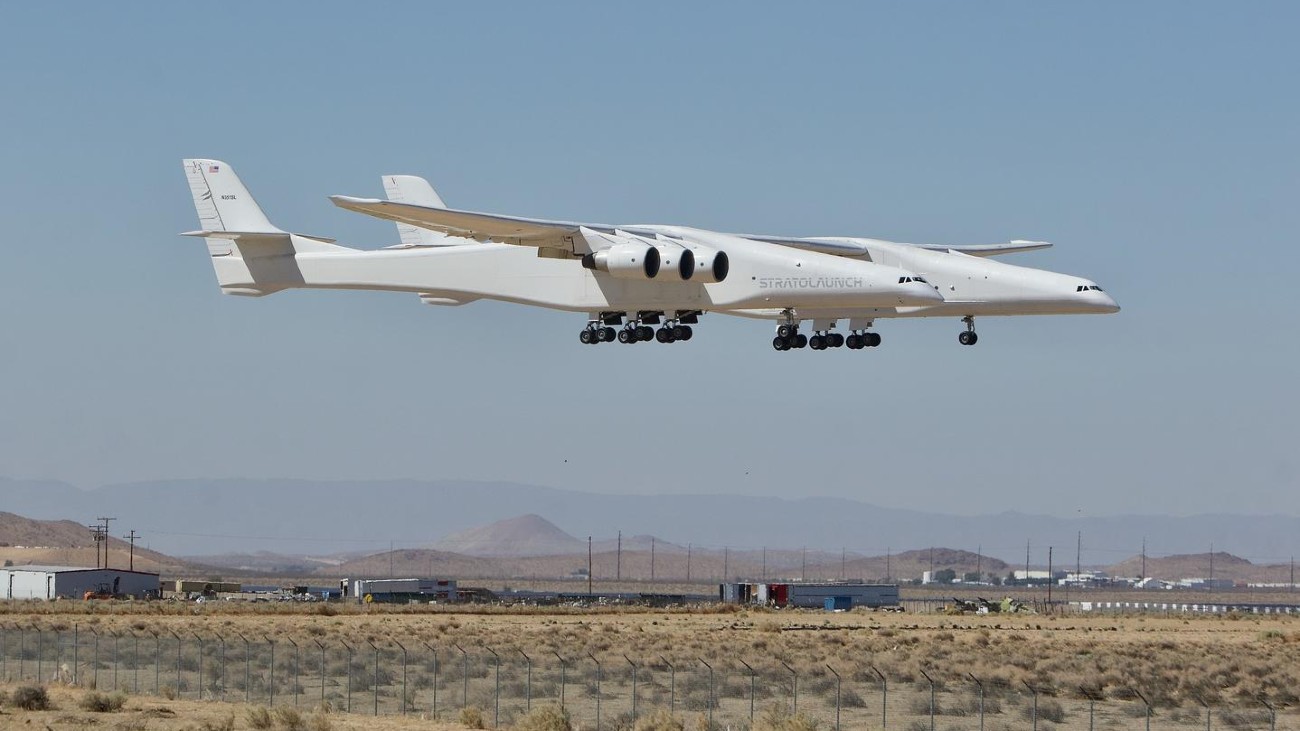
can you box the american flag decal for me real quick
[209,165,220,173]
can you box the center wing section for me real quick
[330,195,611,254]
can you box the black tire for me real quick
[656,328,671,343]
[959,331,973,345]
[831,333,845,348]
[638,325,654,341]
[680,325,693,341]
[795,334,808,349]
[846,335,860,349]
[810,335,823,350]
[868,332,882,347]
[772,336,789,351]
[777,324,794,339]
[601,327,616,342]
[671,325,686,340]
[968,332,979,345]
[579,329,593,344]
[617,329,632,344]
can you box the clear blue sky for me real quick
[0,3,1296,517]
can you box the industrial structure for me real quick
[343,577,457,603]
[720,582,900,609]
[1,565,160,600]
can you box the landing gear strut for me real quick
[958,316,979,346]
[772,311,808,351]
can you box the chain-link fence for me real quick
[0,623,1290,730]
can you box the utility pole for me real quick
[616,532,622,581]
[929,547,935,579]
[1290,556,1294,594]
[976,544,982,584]
[886,547,891,582]
[801,547,807,582]
[389,540,394,578]
[1025,539,1031,587]
[650,537,655,581]
[686,544,692,582]
[1141,537,1147,586]
[587,536,593,595]
[126,530,139,571]
[1076,532,1082,581]
[841,548,846,581]
[88,525,102,568]
[97,517,116,568]
[761,547,766,580]
[723,547,729,582]
[1208,543,1214,595]
[1047,546,1054,606]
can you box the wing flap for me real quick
[920,240,1053,257]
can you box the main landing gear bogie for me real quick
[846,332,882,349]
[581,316,693,345]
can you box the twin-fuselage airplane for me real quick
[181,159,1117,350]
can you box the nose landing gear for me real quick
[958,316,979,346]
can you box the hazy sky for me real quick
[0,3,1296,518]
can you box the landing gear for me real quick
[772,311,806,351]
[846,331,882,349]
[579,321,618,345]
[958,316,979,346]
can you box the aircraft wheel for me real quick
[868,332,882,347]
[680,325,693,341]
[809,335,824,350]
[968,332,978,345]
[579,329,594,344]
[846,335,860,349]
[795,334,807,349]
[830,333,845,348]
[617,329,633,344]
[656,328,671,343]
[671,325,687,340]
[600,327,615,342]
[772,336,789,351]
[777,324,795,339]
[959,331,975,346]
[637,326,654,341]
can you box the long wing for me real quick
[331,196,600,252]
[917,240,1053,257]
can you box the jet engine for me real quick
[582,243,661,279]
[688,246,729,283]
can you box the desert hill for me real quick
[0,511,195,574]
[433,514,585,556]
[1107,551,1293,584]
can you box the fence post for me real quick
[152,632,160,695]
[392,640,406,714]
[313,640,326,708]
[88,629,97,689]
[194,633,203,700]
[367,640,379,716]
[588,652,602,731]
[739,659,756,723]
[112,632,119,691]
[871,666,887,730]
[35,628,42,685]
[263,635,275,707]
[659,656,675,717]
[1023,681,1039,731]
[967,673,984,731]
[341,640,353,713]
[237,632,250,704]
[133,633,140,693]
[624,655,638,724]
[699,658,714,731]
[454,644,468,710]
[781,661,798,715]
[553,651,567,710]
[72,624,77,686]
[422,642,438,716]
[1,624,7,682]
[170,630,182,698]
[219,634,227,702]
[287,638,299,708]
[1132,688,1151,731]
[1259,698,1275,731]
[486,646,500,728]
[519,650,532,712]
[920,670,937,731]
[827,665,842,731]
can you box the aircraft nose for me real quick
[1099,292,1120,313]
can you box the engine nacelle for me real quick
[688,246,729,283]
[582,243,661,280]
[653,243,696,281]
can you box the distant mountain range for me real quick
[2,477,1297,568]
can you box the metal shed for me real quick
[0,565,160,600]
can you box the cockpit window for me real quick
[1076,285,1105,293]
[899,276,929,284]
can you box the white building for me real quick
[1,565,160,600]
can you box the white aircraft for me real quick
[363,175,1119,350]
[180,159,943,349]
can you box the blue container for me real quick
[824,596,852,611]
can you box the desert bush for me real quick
[634,708,684,731]
[160,684,178,700]
[274,707,306,730]
[79,690,127,712]
[308,713,334,731]
[513,704,572,731]
[11,685,51,711]
[1021,699,1066,724]
[247,706,274,729]
[755,702,820,731]
[198,715,236,731]
[461,705,488,729]
[0,690,7,707]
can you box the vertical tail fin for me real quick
[381,175,458,247]
[183,159,283,233]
